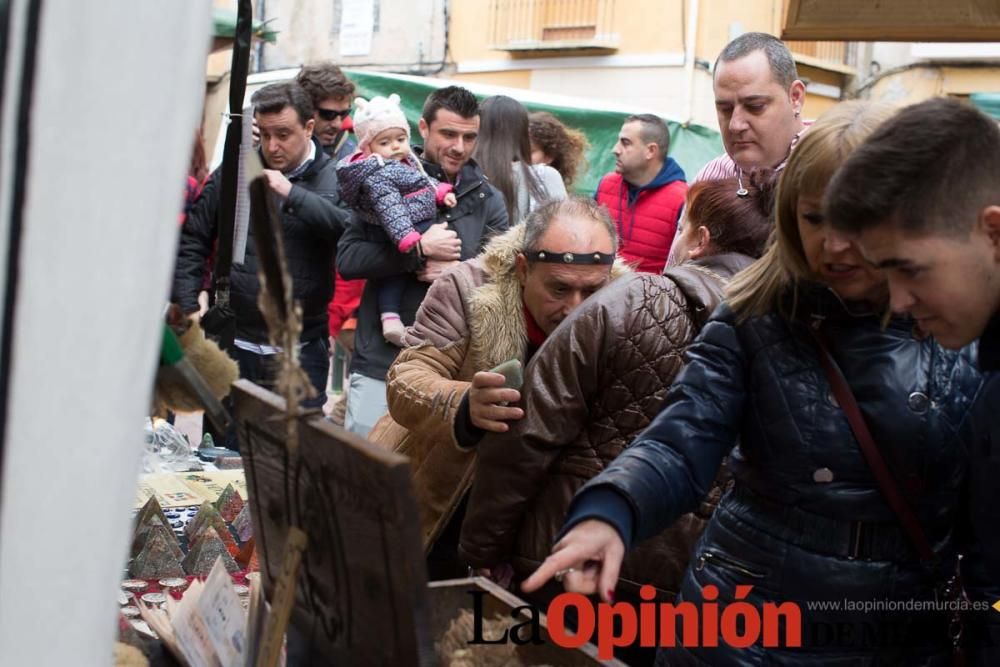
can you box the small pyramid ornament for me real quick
[130,530,185,579]
[214,484,245,523]
[131,516,183,561]
[232,503,253,544]
[245,546,259,573]
[183,527,239,576]
[186,501,228,539]
[134,496,169,530]
[236,537,256,569]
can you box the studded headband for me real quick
[523,250,615,265]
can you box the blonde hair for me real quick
[727,100,897,320]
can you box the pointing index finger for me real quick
[521,546,582,593]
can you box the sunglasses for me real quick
[316,108,351,121]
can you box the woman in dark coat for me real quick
[522,101,986,665]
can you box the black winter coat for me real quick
[337,151,508,381]
[963,312,1000,665]
[578,286,983,665]
[173,139,350,343]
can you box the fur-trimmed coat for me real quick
[369,225,627,548]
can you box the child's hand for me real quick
[443,192,457,208]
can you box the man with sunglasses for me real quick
[297,63,363,426]
[296,62,357,162]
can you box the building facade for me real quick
[445,0,858,126]
[856,41,1000,111]
[249,0,859,128]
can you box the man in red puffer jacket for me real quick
[595,114,687,274]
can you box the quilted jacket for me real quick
[572,285,983,664]
[458,253,751,598]
[337,152,441,250]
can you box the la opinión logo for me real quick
[469,584,802,659]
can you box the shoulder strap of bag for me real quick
[331,129,349,157]
[212,0,253,302]
[808,323,935,562]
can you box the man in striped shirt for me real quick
[695,32,807,184]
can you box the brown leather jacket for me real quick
[369,225,628,550]
[458,253,753,596]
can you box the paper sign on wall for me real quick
[339,0,374,57]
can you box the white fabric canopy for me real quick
[0,1,212,663]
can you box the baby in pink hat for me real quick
[337,93,456,345]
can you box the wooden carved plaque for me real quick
[233,380,434,666]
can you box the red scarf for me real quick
[523,305,547,348]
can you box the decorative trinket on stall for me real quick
[244,548,259,573]
[130,530,185,579]
[120,606,141,619]
[158,577,188,591]
[232,502,253,543]
[182,526,239,575]
[185,501,230,539]
[140,592,167,607]
[185,501,239,557]
[235,537,256,570]
[120,579,149,593]
[134,496,170,529]
[214,483,244,522]
[130,516,183,561]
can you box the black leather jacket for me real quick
[963,312,1000,665]
[173,138,350,343]
[577,285,983,665]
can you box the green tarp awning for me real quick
[970,93,1000,121]
[345,70,723,194]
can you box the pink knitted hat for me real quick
[353,93,410,150]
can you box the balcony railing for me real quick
[489,0,619,52]
[787,40,859,72]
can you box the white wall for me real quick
[528,65,720,127]
[263,0,446,73]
